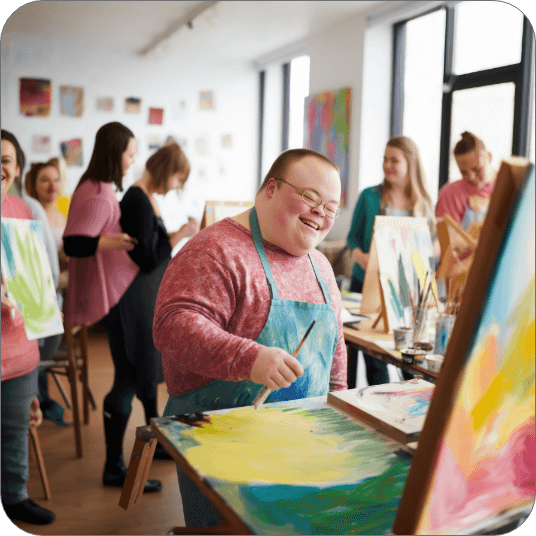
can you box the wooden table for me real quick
[343,320,439,384]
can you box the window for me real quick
[393,1,533,192]
[400,9,446,201]
[287,55,311,150]
[258,54,310,184]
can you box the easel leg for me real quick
[119,426,157,510]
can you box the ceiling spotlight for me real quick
[187,20,193,29]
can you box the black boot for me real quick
[3,498,56,525]
[102,408,162,493]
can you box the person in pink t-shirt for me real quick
[436,131,495,232]
[1,129,56,525]
[63,122,160,494]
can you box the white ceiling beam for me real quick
[137,1,219,56]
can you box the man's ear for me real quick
[487,151,492,163]
[265,177,277,198]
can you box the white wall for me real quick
[1,34,258,236]
[296,12,392,241]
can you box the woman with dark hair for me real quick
[63,122,161,492]
[118,143,199,458]
[1,129,56,524]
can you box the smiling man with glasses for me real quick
[154,148,348,528]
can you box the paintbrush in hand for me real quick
[253,320,316,410]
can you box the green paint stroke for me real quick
[6,226,55,334]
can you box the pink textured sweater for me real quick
[153,218,347,397]
[1,196,40,381]
[436,178,494,226]
[63,180,138,326]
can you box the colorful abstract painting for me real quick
[1,219,63,341]
[31,135,51,153]
[60,138,83,167]
[148,107,164,125]
[155,398,412,534]
[304,87,351,207]
[19,78,51,117]
[59,85,84,117]
[125,97,141,113]
[96,97,114,111]
[199,90,215,110]
[415,166,535,534]
[373,216,435,330]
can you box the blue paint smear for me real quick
[1,222,18,274]
[208,451,412,535]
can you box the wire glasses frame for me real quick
[274,178,342,218]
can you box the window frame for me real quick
[392,2,534,191]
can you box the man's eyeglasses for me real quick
[275,178,341,219]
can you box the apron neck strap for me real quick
[249,207,279,300]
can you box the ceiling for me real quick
[3,1,384,63]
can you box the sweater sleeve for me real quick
[63,235,99,257]
[120,189,172,273]
[347,189,368,252]
[153,249,261,383]
[435,181,466,223]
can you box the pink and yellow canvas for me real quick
[415,167,535,534]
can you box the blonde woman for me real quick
[346,135,437,386]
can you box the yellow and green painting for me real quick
[415,166,535,533]
[1,218,63,340]
[156,398,412,534]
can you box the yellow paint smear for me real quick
[182,408,390,485]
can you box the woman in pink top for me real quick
[63,122,160,493]
[1,129,56,525]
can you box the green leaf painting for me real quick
[1,218,63,340]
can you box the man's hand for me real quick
[250,346,304,390]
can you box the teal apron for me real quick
[164,208,339,527]
[164,206,339,414]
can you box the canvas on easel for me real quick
[393,158,534,535]
[199,200,254,230]
[361,216,435,333]
[1,218,64,341]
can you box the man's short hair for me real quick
[257,149,339,194]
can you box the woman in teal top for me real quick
[347,136,436,385]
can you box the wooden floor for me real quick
[8,327,185,535]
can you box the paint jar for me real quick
[434,314,456,355]
[412,306,435,345]
[400,348,426,365]
[393,327,413,351]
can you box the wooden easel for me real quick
[200,201,254,230]
[360,235,389,333]
[119,425,250,535]
[436,214,480,301]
